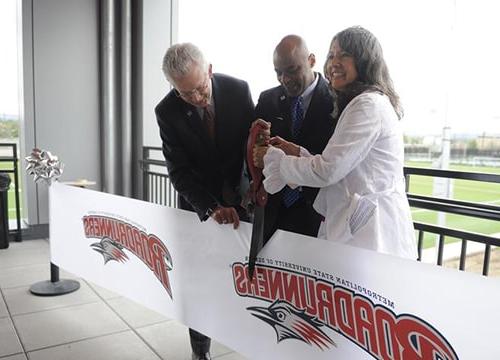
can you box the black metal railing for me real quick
[0,143,22,241]
[405,167,500,275]
[139,147,500,276]
[140,146,177,208]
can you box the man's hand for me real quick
[253,145,269,169]
[210,206,240,229]
[269,136,300,156]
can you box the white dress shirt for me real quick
[263,92,417,259]
[300,72,319,115]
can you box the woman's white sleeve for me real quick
[262,147,287,194]
[299,146,312,157]
[278,94,383,188]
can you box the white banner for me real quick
[49,182,500,359]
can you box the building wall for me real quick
[20,0,175,227]
[21,0,100,225]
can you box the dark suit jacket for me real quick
[255,73,337,239]
[155,73,255,220]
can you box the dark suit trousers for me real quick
[189,328,211,355]
[265,196,322,241]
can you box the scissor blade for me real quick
[248,205,265,280]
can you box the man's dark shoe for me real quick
[191,352,211,360]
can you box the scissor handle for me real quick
[247,122,268,207]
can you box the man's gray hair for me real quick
[162,43,207,83]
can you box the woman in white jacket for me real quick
[256,26,417,259]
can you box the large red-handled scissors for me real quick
[246,121,269,280]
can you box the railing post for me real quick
[417,230,424,261]
[142,146,149,201]
[437,234,445,266]
[13,143,21,241]
[459,239,467,271]
[483,244,491,276]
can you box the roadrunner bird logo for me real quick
[91,237,129,264]
[234,263,459,358]
[84,215,174,299]
[248,300,336,350]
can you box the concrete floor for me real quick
[0,239,247,360]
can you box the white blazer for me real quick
[263,92,417,259]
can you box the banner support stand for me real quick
[24,150,82,296]
[29,262,80,296]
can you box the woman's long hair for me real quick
[330,26,403,119]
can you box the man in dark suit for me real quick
[255,35,337,242]
[155,43,254,360]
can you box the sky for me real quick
[178,0,500,136]
[1,0,499,136]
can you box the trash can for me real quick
[0,173,11,249]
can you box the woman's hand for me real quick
[253,145,270,168]
[269,136,300,156]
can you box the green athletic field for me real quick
[405,161,500,248]
[0,161,23,220]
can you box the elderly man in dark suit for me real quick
[255,35,338,242]
[155,43,254,360]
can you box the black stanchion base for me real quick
[30,279,80,296]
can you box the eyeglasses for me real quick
[175,75,210,100]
